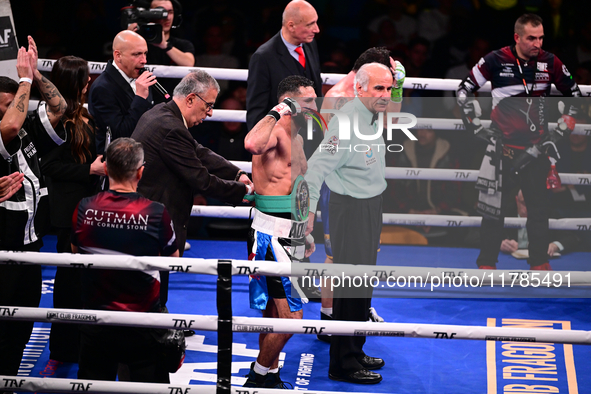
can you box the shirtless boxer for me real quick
[316,48,406,342]
[242,75,317,388]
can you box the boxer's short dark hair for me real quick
[277,75,314,101]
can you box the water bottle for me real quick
[546,159,561,189]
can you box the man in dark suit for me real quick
[131,70,253,304]
[246,0,322,136]
[89,30,158,154]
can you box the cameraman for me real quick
[129,0,194,67]
[129,0,195,99]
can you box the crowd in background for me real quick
[13,0,591,76]
[10,0,591,248]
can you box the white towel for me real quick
[476,138,502,220]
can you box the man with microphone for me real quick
[89,30,160,154]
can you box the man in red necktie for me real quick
[246,0,323,139]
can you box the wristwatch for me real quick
[165,41,173,52]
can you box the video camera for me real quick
[120,1,168,44]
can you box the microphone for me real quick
[139,68,171,101]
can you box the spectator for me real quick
[428,10,476,78]
[500,190,581,256]
[367,0,417,47]
[72,138,178,381]
[443,37,491,114]
[0,37,67,379]
[189,2,248,64]
[246,0,322,132]
[387,129,463,235]
[405,37,430,79]
[371,18,406,54]
[143,0,195,67]
[322,46,352,75]
[133,0,195,101]
[402,37,431,117]
[195,25,240,96]
[210,97,251,162]
[417,0,454,44]
[40,56,105,363]
[552,134,591,232]
[88,30,157,155]
[574,61,591,85]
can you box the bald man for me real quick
[246,0,323,137]
[89,30,158,154]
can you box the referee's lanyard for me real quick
[512,46,536,96]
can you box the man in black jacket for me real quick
[132,70,253,306]
[246,0,322,134]
[89,30,158,154]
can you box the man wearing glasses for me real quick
[131,70,253,306]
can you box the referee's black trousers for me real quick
[328,192,382,374]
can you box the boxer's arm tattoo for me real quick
[335,97,348,110]
[324,97,349,125]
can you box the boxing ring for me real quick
[2,61,590,394]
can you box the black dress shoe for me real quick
[329,369,382,384]
[358,355,385,370]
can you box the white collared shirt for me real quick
[112,61,137,94]
[280,31,304,64]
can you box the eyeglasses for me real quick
[194,92,215,112]
[137,161,146,171]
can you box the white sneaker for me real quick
[368,307,384,322]
[184,241,191,251]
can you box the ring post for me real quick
[216,260,233,394]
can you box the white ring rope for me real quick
[25,101,591,136]
[36,59,591,95]
[206,161,591,184]
[0,252,587,287]
[15,59,587,394]
[0,376,365,394]
[1,306,591,344]
[382,167,591,183]
[189,205,591,230]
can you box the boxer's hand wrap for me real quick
[390,60,406,103]
[266,97,301,121]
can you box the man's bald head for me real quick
[283,0,314,25]
[112,30,148,79]
[281,0,319,45]
[113,30,145,52]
